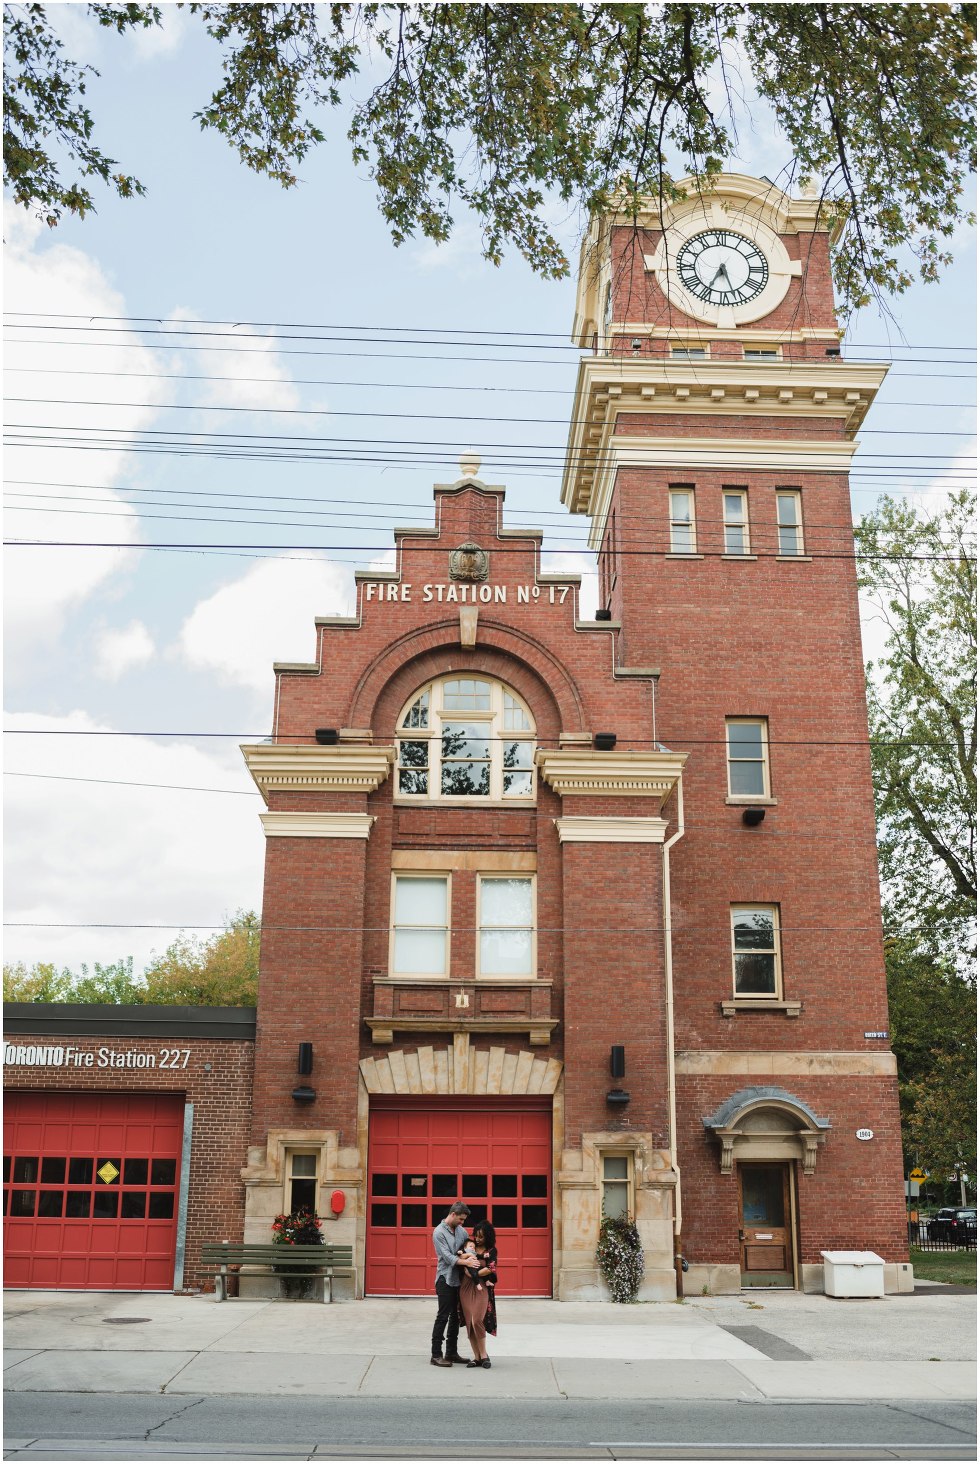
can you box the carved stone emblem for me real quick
[449,542,489,582]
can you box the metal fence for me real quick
[908,1218,977,1250]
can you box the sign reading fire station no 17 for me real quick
[4,1043,190,1070]
[363,582,572,605]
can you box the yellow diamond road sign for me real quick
[909,1168,927,1180]
[97,1161,120,1185]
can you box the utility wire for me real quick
[3,367,976,412]
[5,311,977,352]
[5,396,976,439]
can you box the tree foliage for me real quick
[3,911,260,1006]
[4,3,976,312]
[885,936,976,1183]
[856,490,977,967]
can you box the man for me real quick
[431,1201,471,1365]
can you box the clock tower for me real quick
[562,174,910,1293]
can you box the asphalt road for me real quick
[4,1394,977,1461]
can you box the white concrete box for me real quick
[820,1250,886,1297]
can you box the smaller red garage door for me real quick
[4,1091,184,1290]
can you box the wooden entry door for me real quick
[737,1161,795,1288]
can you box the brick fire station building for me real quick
[4,174,910,1297]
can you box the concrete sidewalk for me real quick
[4,1288,975,1404]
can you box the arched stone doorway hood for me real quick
[703,1086,831,1175]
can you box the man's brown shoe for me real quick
[430,1355,452,1367]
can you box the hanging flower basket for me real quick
[596,1213,645,1303]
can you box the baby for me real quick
[457,1239,484,1290]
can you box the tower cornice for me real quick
[561,358,889,526]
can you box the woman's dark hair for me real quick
[473,1219,496,1249]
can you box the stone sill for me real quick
[366,1015,558,1046]
[725,796,778,807]
[664,553,704,560]
[720,554,758,561]
[373,977,552,987]
[775,555,812,562]
[720,999,802,1018]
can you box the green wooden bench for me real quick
[200,1242,354,1302]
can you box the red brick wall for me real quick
[4,1035,253,1289]
[677,1076,908,1264]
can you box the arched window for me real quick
[395,677,536,801]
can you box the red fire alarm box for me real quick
[330,1189,345,1216]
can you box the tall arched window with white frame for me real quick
[395,677,536,802]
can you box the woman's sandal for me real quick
[466,1359,482,1368]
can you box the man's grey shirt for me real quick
[433,1220,467,1287]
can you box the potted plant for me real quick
[271,1208,324,1299]
[595,1212,645,1303]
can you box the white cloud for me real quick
[541,551,598,620]
[3,203,172,677]
[3,710,265,975]
[94,620,156,679]
[175,553,355,693]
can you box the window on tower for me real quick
[726,719,770,798]
[776,490,804,555]
[722,490,750,555]
[396,677,536,802]
[669,489,697,554]
[731,906,782,998]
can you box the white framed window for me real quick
[722,489,750,555]
[601,1153,634,1220]
[776,490,804,555]
[669,488,697,554]
[390,873,450,976]
[287,1152,318,1213]
[671,345,706,359]
[743,347,780,359]
[726,719,770,798]
[731,905,782,998]
[396,677,535,802]
[478,875,535,977]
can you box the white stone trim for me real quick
[242,744,395,802]
[676,1050,898,1077]
[535,748,686,798]
[260,812,376,840]
[555,816,668,844]
[359,1037,562,1096]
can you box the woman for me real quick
[457,1220,498,1368]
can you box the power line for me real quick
[5,396,976,439]
[5,311,977,352]
[4,316,976,365]
[2,730,964,748]
[4,771,259,796]
[3,333,975,379]
[4,366,975,412]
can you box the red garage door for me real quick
[366,1103,552,1296]
[4,1091,184,1290]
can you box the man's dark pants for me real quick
[432,1276,461,1357]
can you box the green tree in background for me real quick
[4,3,976,314]
[884,937,976,1186]
[857,490,977,1191]
[856,490,977,969]
[3,911,260,1006]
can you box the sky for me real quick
[4,6,976,977]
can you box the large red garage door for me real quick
[366,1103,552,1296]
[4,1091,184,1290]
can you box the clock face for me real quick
[676,230,769,306]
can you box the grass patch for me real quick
[911,1247,977,1287]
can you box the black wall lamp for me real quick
[595,608,613,622]
[292,1042,316,1104]
[594,732,618,751]
[315,728,340,745]
[742,807,766,827]
[607,1044,630,1106]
